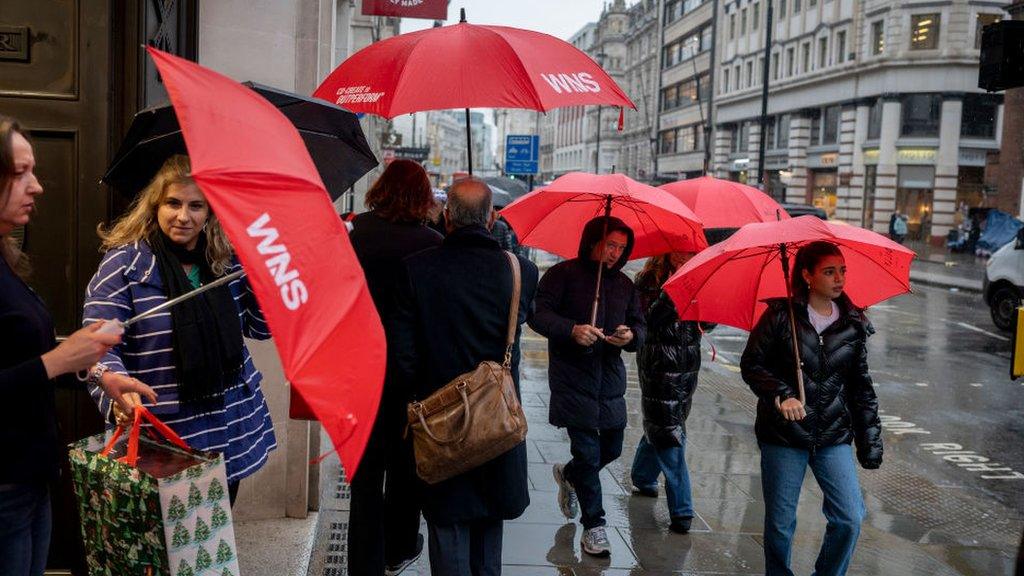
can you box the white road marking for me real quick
[970,382,983,387]
[914,382,929,387]
[952,321,1010,341]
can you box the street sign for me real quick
[505,134,539,175]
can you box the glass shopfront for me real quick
[810,170,838,218]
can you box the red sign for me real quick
[362,0,447,19]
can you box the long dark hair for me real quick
[364,159,434,223]
[791,241,843,300]
[0,115,31,278]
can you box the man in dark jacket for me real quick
[390,178,538,575]
[528,216,645,557]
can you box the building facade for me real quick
[711,0,1008,242]
[621,0,661,181]
[543,22,598,181]
[656,0,717,180]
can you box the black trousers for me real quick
[427,518,503,576]
[348,397,422,575]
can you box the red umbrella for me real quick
[663,215,915,401]
[660,176,789,229]
[313,9,635,173]
[501,172,706,323]
[149,47,385,479]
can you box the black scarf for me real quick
[149,231,244,409]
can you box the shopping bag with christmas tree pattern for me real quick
[69,406,241,576]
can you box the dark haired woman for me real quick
[629,252,702,534]
[0,116,154,575]
[347,159,442,576]
[741,241,883,576]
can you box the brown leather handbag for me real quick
[406,251,529,485]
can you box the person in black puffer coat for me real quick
[628,252,705,535]
[741,241,882,576]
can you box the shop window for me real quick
[811,171,838,218]
[911,13,940,50]
[901,93,942,137]
[976,14,1002,49]
[871,20,885,55]
[961,94,998,139]
[897,165,936,240]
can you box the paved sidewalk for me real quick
[905,241,987,293]
[292,327,1019,575]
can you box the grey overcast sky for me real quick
[399,1,609,40]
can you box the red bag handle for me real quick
[100,406,190,467]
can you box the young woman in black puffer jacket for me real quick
[629,252,704,534]
[741,240,883,576]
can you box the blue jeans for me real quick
[564,427,624,530]
[760,443,866,576]
[630,435,694,519]
[427,518,503,576]
[0,483,51,576]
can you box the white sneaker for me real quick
[581,526,611,557]
[552,463,578,519]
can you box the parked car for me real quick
[781,202,828,220]
[983,231,1024,332]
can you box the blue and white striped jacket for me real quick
[83,240,277,482]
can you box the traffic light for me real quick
[979,20,1024,92]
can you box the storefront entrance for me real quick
[810,170,838,218]
[897,165,937,241]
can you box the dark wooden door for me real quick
[1,0,195,572]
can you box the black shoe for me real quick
[669,516,692,534]
[384,534,424,576]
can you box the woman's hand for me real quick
[777,397,806,421]
[41,323,122,379]
[98,372,158,424]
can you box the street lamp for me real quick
[595,51,607,174]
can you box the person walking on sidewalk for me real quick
[741,241,883,576]
[629,252,703,535]
[529,216,645,557]
[347,160,442,576]
[390,178,538,576]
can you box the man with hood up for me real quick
[529,216,646,557]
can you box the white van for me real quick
[984,238,1024,331]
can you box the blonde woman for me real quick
[82,155,276,504]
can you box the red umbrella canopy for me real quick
[148,47,385,479]
[659,176,789,229]
[313,21,635,117]
[501,172,706,260]
[663,215,916,331]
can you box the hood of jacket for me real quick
[576,215,635,272]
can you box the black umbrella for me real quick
[103,82,378,200]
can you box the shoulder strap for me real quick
[502,251,522,368]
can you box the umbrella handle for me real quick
[589,195,614,327]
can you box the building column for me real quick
[786,116,812,203]
[712,126,733,179]
[873,95,901,233]
[934,95,963,244]
[849,102,871,227]
[834,105,860,223]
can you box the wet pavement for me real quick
[299,259,1022,576]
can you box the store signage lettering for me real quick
[897,148,936,163]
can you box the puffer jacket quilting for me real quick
[740,294,883,468]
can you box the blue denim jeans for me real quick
[630,435,694,519]
[564,427,624,530]
[760,443,866,576]
[0,483,51,576]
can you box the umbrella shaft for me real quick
[124,270,245,327]
[779,244,806,405]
